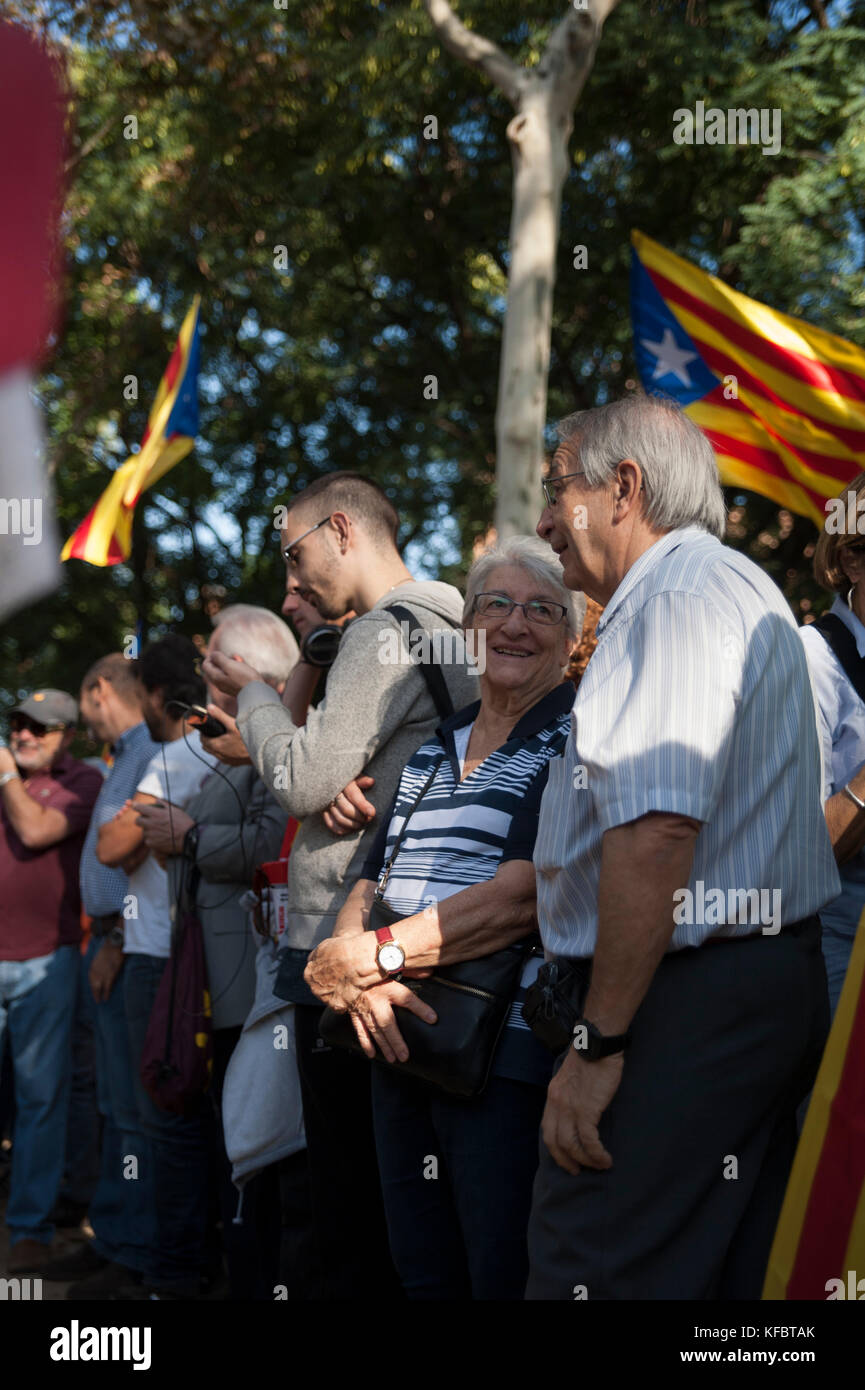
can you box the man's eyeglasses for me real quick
[9,716,63,737]
[473,593,568,627]
[541,470,585,508]
[282,515,333,566]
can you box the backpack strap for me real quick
[385,602,456,722]
[814,612,865,705]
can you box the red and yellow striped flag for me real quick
[61,296,201,566]
[631,232,865,525]
[763,906,865,1300]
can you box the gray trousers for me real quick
[526,918,829,1300]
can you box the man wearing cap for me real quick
[0,689,103,1273]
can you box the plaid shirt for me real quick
[79,720,159,917]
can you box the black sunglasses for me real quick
[9,715,64,736]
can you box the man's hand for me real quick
[349,980,437,1063]
[135,803,195,857]
[541,1047,625,1176]
[322,776,376,834]
[0,744,18,777]
[202,650,263,697]
[89,939,124,1003]
[200,706,251,766]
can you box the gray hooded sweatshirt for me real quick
[236,579,480,963]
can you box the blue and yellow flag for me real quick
[62,296,201,566]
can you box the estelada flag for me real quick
[762,905,865,1300]
[631,231,865,526]
[61,297,201,566]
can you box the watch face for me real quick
[377,942,405,974]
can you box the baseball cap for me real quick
[9,689,78,728]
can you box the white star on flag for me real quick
[641,328,699,387]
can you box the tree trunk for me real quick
[423,1,621,538]
[496,88,569,538]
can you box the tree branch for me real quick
[806,0,830,29]
[423,0,524,107]
[63,113,115,175]
[539,0,623,109]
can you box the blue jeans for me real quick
[60,951,101,1206]
[822,920,856,1019]
[371,1064,546,1299]
[124,951,215,1293]
[0,945,78,1245]
[85,935,157,1276]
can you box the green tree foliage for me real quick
[0,0,862,704]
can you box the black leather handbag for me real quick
[318,740,534,1098]
[319,890,533,1098]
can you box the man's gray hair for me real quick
[211,604,299,685]
[464,535,586,638]
[557,394,727,540]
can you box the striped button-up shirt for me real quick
[535,525,840,958]
[79,720,159,917]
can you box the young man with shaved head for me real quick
[205,471,480,1299]
[37,654,159,1296]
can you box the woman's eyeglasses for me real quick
[473,593,567,627]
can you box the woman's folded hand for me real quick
[349,981,437,1064]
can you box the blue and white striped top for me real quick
[361,681,576,1085]
[535,525,841,959]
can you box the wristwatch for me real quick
[572,1017,631,1061]
[0,770,20,788]
[107,925,124,948]
[374,925,406,976]
[183,823,200,861]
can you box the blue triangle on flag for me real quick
[630,251,718,406]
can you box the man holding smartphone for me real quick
[92,633,219,1301]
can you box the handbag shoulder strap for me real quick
[377,754,444,895]
[814,612,865,704]
[384,602,456,721]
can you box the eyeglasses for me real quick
[541,470,585,508]
[473,593,568,627]
[9,716,63,737]
[282,515,333,565]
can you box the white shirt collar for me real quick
[595,525,710,637]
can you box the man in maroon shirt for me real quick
[0,689,103,1273]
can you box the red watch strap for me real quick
[374,926,394,945]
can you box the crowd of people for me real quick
[0,392,861,1301]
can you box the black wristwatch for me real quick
[572,1018,631,1061]
[183,823,200,862]
[107,925,124,948]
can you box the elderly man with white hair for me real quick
[526,393,839,1301]
[129,604,298,1300]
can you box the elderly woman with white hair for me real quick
[304,536,585,1300]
